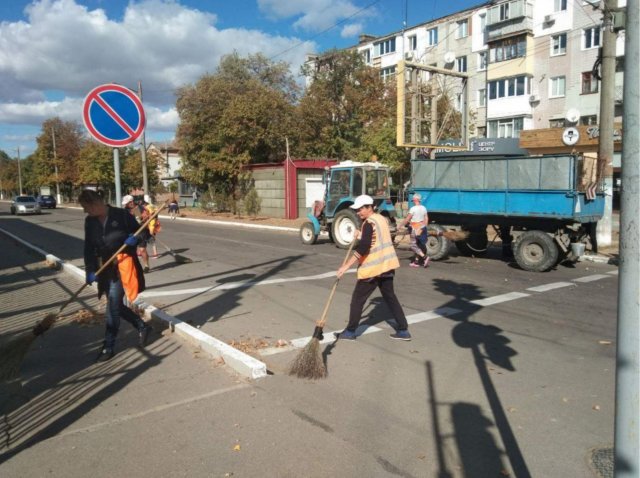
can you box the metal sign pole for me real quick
[113,148,122,207]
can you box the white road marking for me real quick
[573,274,611,283]
[526,282,575,292]
[469,292,530,307]
[140,269,357,298]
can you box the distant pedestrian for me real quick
[400,193,429,268]
[192,190,198,207]
[335,195,411,341]
[79,190,152,362]
[122,195,153,272]
[168,196,180,220]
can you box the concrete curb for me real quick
[580,253,619,265]
[0,226,268,380]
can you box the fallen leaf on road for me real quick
[593,405,601,411]
[598,340,612,345]
[562,397,569,403]
[233,444,241,451]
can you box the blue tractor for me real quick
[299,161,398,248]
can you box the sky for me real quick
[0,0,481,157]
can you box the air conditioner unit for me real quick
[529,94,540,103]
[405,52,414,61]
[544,14,554,24]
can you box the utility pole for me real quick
[51,127,62,204]
[15,146,23,195]
[596,0,617,247]
[614,2,639,476]
[138,81,149,197]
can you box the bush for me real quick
[244,188,262,217]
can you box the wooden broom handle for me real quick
[316,236,357,328]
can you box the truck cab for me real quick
[300,161,397,248]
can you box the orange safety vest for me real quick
[357,213,400,280]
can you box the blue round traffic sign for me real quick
[83,83,146,147]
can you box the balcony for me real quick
[486,0,533,41]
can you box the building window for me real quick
[551,33,567,56]
[362,49,371,64]
[581,72,598,94]
[427,27,438,46]
[581,115,598,125]
[479,13,486,33]
[374,38,396,57]
[380,66,396,81]
[456,19,468,39]
[478,51,488,70]
[488,75,529,99]
[408,35,417,50]
[554,0,567,11]
[549,119,566,128]
[487,117,524,138]
[550,76,566,97]
[456,56,467,72]
[499,3,510,20]
[583,27,601,49]
[478,89,486,107]
[489,35,526,63]
[477,126,486,138]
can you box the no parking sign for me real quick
[83,83,146,147]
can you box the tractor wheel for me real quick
[514,230,559,272]
[299,222,318,245]
[332,209,360,249]
[426,224,451,261]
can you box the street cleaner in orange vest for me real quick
[335,195,412,341]
[79,190,153,362]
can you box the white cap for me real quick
[144,194,151,204]
[350,195,374,209]
[121,194,134,206]
[412,193,422,201]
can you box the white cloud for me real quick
[258,0,375,33]
[341,23,362,38]
[0,0,317,144]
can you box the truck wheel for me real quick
[514,230,559,272]
[455,226,488,257]
[426,225,451,261]
[332,210,360,249]
[299,222,318,245]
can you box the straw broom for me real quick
[0,203,167,382]
[288,239,356,380]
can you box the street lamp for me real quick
[51,127,62,204]
[15,146,23,195]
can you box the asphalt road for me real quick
[0,205,618,477]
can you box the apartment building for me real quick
[311,0,625,141]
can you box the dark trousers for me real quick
[105,278,146,349]
[347,276,409,332]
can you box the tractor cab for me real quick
[301,161,397,248]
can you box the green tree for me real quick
[30,117,86,198]
[76,141,114,190]
[176,52,297,198]
[296,49,395,160]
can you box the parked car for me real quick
[10,196,42,215]
[38,194,57,209]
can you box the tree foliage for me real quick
[176,52,298,196]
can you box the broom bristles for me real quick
[0,313,58,382]
[0,332,39,382]
[288,338,327,379]
[441,229,469,241]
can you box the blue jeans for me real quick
[105,278,146,349]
